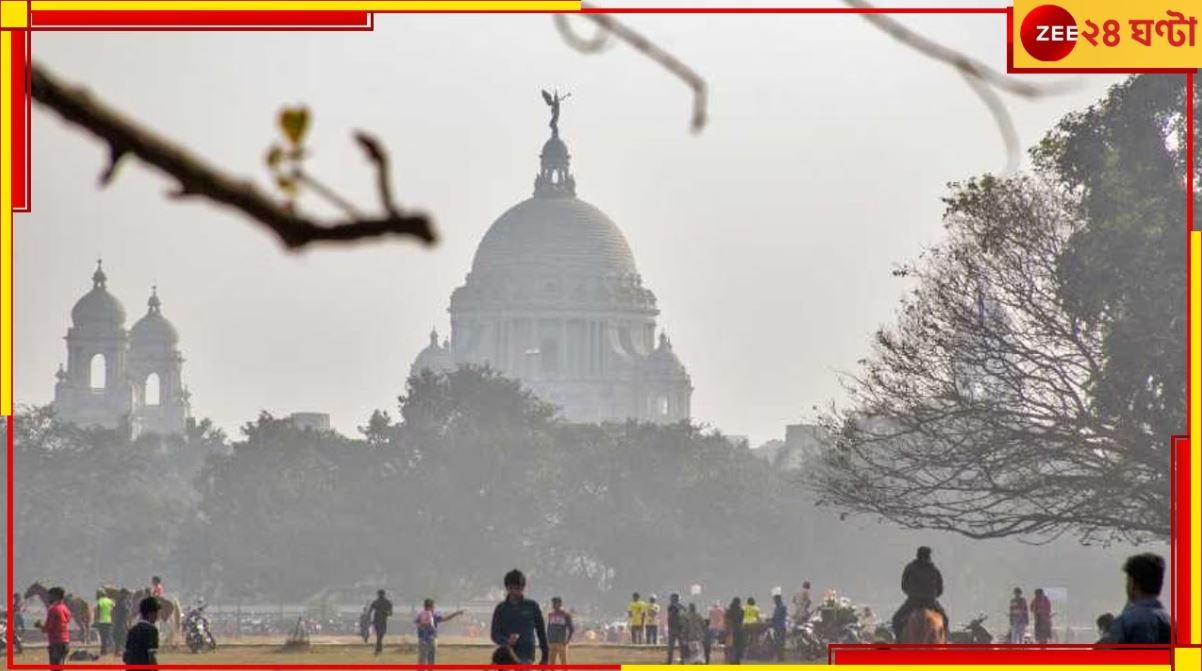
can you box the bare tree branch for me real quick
[844,0,1076,173]
[553,13,611,54]
[31,61,436,250]
[558,8,708,133]
[354,131,402,218]
[810,174,1170,544]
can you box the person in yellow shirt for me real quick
[628,593,646,645]
[645,595,661,645]
[743,597,761,625]
[94,590,115,657]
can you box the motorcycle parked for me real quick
[184,604,217,653]
[948,615,993,644]
[790,617,824,661]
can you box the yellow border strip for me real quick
[1,30,11,417]
[1192,229,1201,645]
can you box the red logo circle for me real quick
[1020,4,1078,62]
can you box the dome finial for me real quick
[535,89,576,198]
[541,88,571,139]
[148,284,161,314]
[92,258,107,289]
[429,327,439,346]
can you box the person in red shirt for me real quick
[150,577,164,598]
[1030,588,1053,644]
[39,586,71,668]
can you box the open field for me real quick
[12,640,827,666]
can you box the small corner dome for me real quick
[130,289,179,346]
[71,262,126,327]
[131,312,179,346]
[541,137,570,163]
[648,334,688,375]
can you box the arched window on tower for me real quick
[89,353,107,390]
[145,373,161,406]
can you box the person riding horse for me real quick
[891,546,949,640]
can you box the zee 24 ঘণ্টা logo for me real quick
[1019,3,1200,63]
[1020,4,1080,61]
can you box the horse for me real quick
[23,582,92,644]
[899,607,946,644]
[129,589,182,647]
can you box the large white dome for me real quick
[470,196,639,280]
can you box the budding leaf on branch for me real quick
[278,106,310,147]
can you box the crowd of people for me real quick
[5,548,1174,669]
[9,582,163,668]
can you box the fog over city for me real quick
[15,12,1122,444]
[5,6,1182,661]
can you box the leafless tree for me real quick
[809,174,1170,544]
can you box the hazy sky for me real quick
[15,7,1127,444]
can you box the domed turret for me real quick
[410,327,452,377]
[71,260,126,328]
[648,332,689,379]
[131,286,180,346]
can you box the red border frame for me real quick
[2,3,1196,669]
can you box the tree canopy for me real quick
[811,74,1191,545]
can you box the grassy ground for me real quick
[15,638,827,666]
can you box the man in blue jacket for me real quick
[1100,553,1172,644]
[490,569,548,664]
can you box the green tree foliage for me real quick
[176,366,811,608]
[1035,74,1194,466]
[12,406,221,591]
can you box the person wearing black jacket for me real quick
[490,569,547,664]
[123,597,159,670]
[368,590,393,655]
[111,593,131,658]
[724,598,744,664]
[665,594,686,664]
[891,546,949,638]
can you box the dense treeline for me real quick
[12,367,819,611]
[10,366,1155,624]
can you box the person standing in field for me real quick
[665,593,686,664]
[704,601,725,664]
[111,591,131,658]
[11,592,24,636]
[150,577,164,599]
[1008,588,1029,644]
[95,590,115,657]
[724,597,744,664]
[123,597,160,671]
[792,582,812,622]
[1030,588,1053,644]
[742,597,760,625]
[39,587,72,669]
[490,569,548,665]
[546,596,575,665]
[368,589,393,655]
[771,594,788,661]
[414,598,463,668]
[646,595,661,646]
[628,592,646,645]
